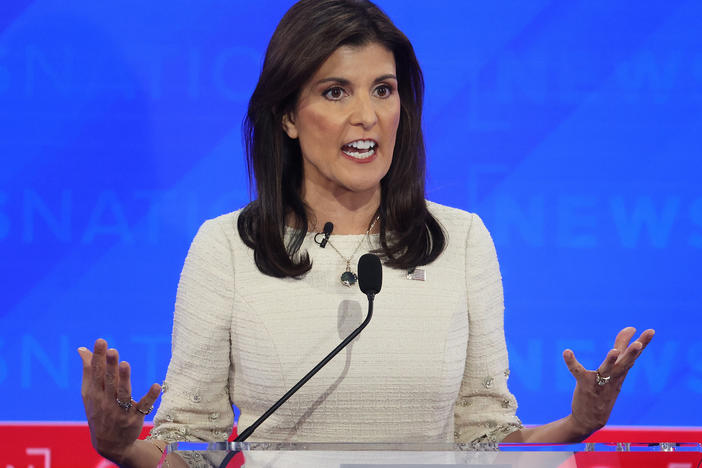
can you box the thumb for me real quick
[77,347,93,396]
[563,349,587,380]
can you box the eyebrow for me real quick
[314,74,398,86]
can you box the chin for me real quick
[340,180,383,194]
[339,167,389,194]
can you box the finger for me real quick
[634,329,655,351]
[77,347,94,396]
[596,348,620,376]
[104,348,120,398]
[615,329,655,370]
[613,327,636,353]
[134,383,162,416]
[116,361,132,407]
[615,340,645,370]
[563,349,587,379]
[90,338,108,390]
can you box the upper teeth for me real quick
[347,140,376,150]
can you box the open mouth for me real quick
[341,139,377,160]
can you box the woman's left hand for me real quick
[563,326,655,437]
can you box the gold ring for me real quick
[136,405,154,415]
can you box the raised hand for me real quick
[78,338,162,463]
[563,327,655,436]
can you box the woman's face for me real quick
[283,42,401,200]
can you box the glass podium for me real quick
[163,441,702,467]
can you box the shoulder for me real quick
[188,209,245,254]
[425,200,491,244]
[203,209,240,230]
[426,200,474,225]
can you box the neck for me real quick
[302,185,381,235]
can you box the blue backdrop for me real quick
[1,0,700,427]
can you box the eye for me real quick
[373,84,394,98]
[323,86,347,101]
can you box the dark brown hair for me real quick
[238,0,445,277]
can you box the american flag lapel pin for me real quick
[406,267,425,281]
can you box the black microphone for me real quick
[220,254,383,465]
[358,253,382,298]
[314,222,334,248]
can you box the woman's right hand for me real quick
[78,338,162,464]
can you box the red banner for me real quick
[1,423,700,468]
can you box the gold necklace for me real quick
[326,216,380,287]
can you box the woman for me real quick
[78,0,654,466]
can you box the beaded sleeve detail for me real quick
[150,219,236,443]
[453,214,522,443]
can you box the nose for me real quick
[349,94,378,129]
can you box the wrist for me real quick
[107,440,139,467]
[565,413,599,441]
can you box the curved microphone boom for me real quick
[218,254,383,466]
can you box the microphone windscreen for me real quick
[323,222,334,235]
[358,253,382,295]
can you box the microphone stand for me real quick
[217,292,376,468]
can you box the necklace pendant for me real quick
[340,271,358,287]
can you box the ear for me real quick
[282,113,298,139]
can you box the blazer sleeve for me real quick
[149,218,236,444]
[453,213,523,444]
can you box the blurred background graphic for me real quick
[0,0,700,427]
